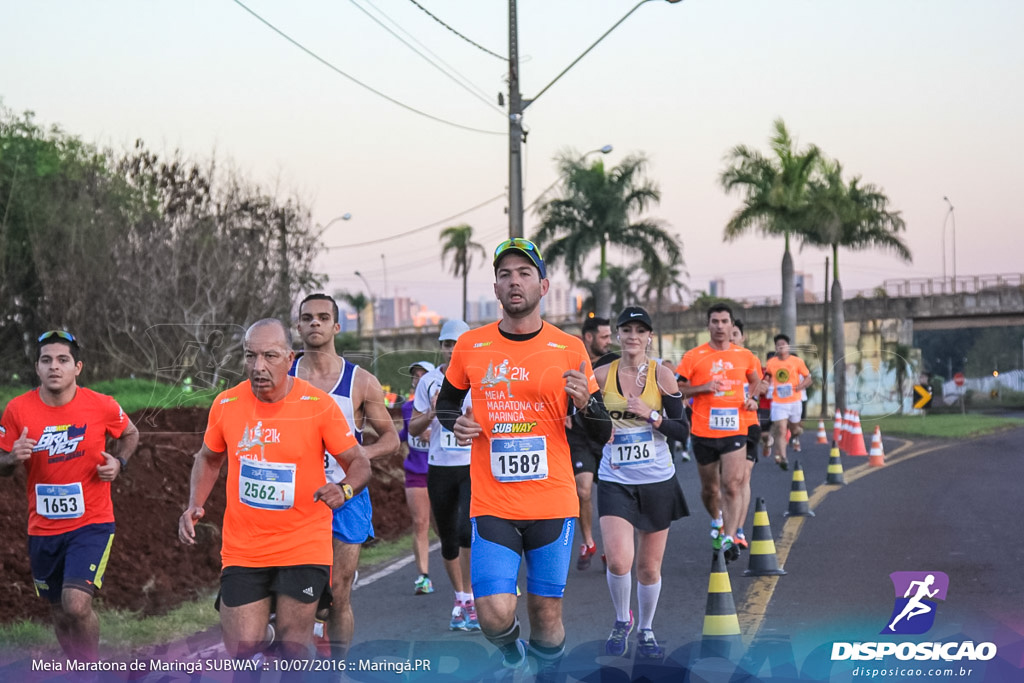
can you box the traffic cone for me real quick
[825,441,846,485]
[847,411,868,456]
[744,498,786,577]
[701,545,742,659]
[833,412,844,447]
[816,420,828,444]
[783,460,815,517]
[868,425,886,467]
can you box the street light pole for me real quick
[943,196,956,292]
[507,0,682,238]
[354,270,378,377]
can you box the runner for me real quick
[766,334,812,470]
[289,293,400,658]
[0,330,139,662]
[408,320,478,630]
[596,307,689,659]
[759,351,776,458]
[728,318,769,551]
[676,304,764,562]
[398,360,435,595]
[569,316,611,570]
[178,319,370,662]
[436,238,612,677]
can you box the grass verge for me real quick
[856,413,1024,438]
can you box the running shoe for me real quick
[636,628,665,659]
[791,435,802,452]
[735,528,749,550]
[501,638,528,670]
[577,543,597,570]
[721,536,741,563]
[605,611,635,657]
[449,601,468,631]
[463,598,480,630]
[775,454,789,471]
[710,517,723,540]
[414,574,434,595]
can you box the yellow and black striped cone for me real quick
[701,545,742,659]
[825,441,846,485]
[744,497,786,577]
[783,460,815,517]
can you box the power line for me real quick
[405,0,507,61]
[230,0,503,136]
[352,0,503,114]
[323,193,506,249]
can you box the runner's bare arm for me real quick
[316,443,372,509]
[0,427,36,476]
[178,444,227,545]
[107,419,140,473]
[408,408,433,437]
[356,369,400,460]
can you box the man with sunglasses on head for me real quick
[0,330,139,663]
[435,238,612,678]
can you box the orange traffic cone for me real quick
[833,412,844,447]
[816,420,828,444]
[868,425,886,467]
[846,411,868,456]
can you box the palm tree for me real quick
[720,119,821,341]
[533,151,680,319]
[639,250,688,357]
[337,290,370,340]
[440,224,487,321]
[577,265,637,319]
[804,160,910,411]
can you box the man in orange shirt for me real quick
[766,334,812,470]
[0,330,139,662]
[178,319,370,662]
[436,238,611,676]
[677,304,764,561]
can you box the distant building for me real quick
[709,278,726,298]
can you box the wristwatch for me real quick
[647,410,660,424]
[340,483,354,502]
[115,455,128,471]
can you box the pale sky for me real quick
[3,0,1022,319]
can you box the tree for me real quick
[804,160,910,411]
[639,250,688,356]
[439,224,486,321]
[720,119,821,342]
[533,151,680,319]
[577,264,637,320]
[337,291,370,341]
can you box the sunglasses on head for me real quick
[494,237,543,259]
[37,330,77,344]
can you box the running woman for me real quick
[596,307,689,659]
[436,238,611,676]
[399,360,435,595]
[408,320,478,630]
[0,330,139,662]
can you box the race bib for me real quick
[239,460,296,510]
[440,427,471,453]
[775,383,793,399]
[709,407,740,431]
[35,483,84,519]
[408,433,430,451]
[490,436,548,482]
[609,426,655,467]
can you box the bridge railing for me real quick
[882,273,1023,297]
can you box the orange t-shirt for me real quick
[0,388,129,536]
[741,355,764,430]
[676,343,761,438]
[766,355,810,404]
[445,322,598,520]
[203,378,357,568]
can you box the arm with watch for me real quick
[315,442,371,510]
[100,419,139,479]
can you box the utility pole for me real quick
[508,1,525,238]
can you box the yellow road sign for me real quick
[914,385,932,409]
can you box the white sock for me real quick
[456,591,472,604]
[606,570,632,622]
[637,579,662,630]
